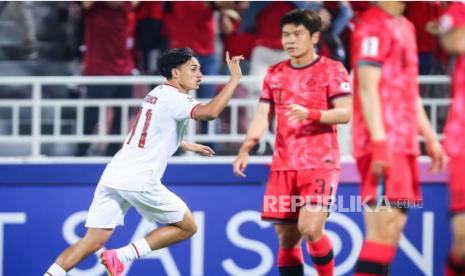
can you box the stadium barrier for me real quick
[0,75,451,160]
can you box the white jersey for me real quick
[99,84,201,191]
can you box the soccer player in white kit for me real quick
[45,48,244,276]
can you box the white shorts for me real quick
[85,182,188,228]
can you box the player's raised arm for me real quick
[191,52,244,120]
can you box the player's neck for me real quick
[378,2,404,18]
[165,80,188,94]
[290,52,319,68]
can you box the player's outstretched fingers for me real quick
[225,51,231,63]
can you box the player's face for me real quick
[281,24,319,58]
[176,57,203,91]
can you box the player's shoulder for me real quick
[266,59,290,74]
[318,56,346,71]
[401,16,416,32]
[355,6,388,33]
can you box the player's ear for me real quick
[171,67,180,79]
[311,31,320,44]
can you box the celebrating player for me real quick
[44,48,244,276]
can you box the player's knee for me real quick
[298,223,323,242]
[276,233,301,248]
[179,220,197,240]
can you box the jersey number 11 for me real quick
[126,107,152,148]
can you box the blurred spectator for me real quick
[0,1,38,59]
[134,1,167,75]
[76,1,134,157]
[163,1,233,151]
[219,2,255,136]
[318,1,353,65]
[405,1,443,75]
[220,1,255,75]
[239,1,317,100]
[163,2,232,99]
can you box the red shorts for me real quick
[449,156,465,213]
[356,153,421,207]
[261,168,339,221]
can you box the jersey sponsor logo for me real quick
[361,36,379,57]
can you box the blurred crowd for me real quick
[1,1,451,76]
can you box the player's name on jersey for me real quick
[144,94,159,105]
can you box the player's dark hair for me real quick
[280,9,321,35]
[157,48,197,79]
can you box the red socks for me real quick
[278,247,304,276]
[307,235,334,276]
[354,241,396,276]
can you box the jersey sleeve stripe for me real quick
[189,103,203,120]
[357,60,383,68]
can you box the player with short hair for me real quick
[351,2,447,275]
[44,47,244,276]
[437,2,465,275]
[234,9,352,276]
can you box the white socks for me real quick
[116,238,152,264]
[44,263,66,276]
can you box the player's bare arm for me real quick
[191,52,244,120]
[358,65,389,176]
[180,141,215,157]
[233,102,273,177]
[440,26,465,54]
[416,97,448,173]
[285,97,352,124]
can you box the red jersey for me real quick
[135,2,163,21]
[260,56,351,171]
[163,2,215,56]
[83,2,134,76]
[351,6,420,158]
[440,2,465,157]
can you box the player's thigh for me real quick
[297,206,328,238]
[274,223,302,248]
[364,207,407,244]
[449,156,465,213]
[85,184,131,229]
[121,183,188,225]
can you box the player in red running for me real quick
[437,2,465,275]
[44,48,244,276]
[234,9,352,276]
[351,2,447,275]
